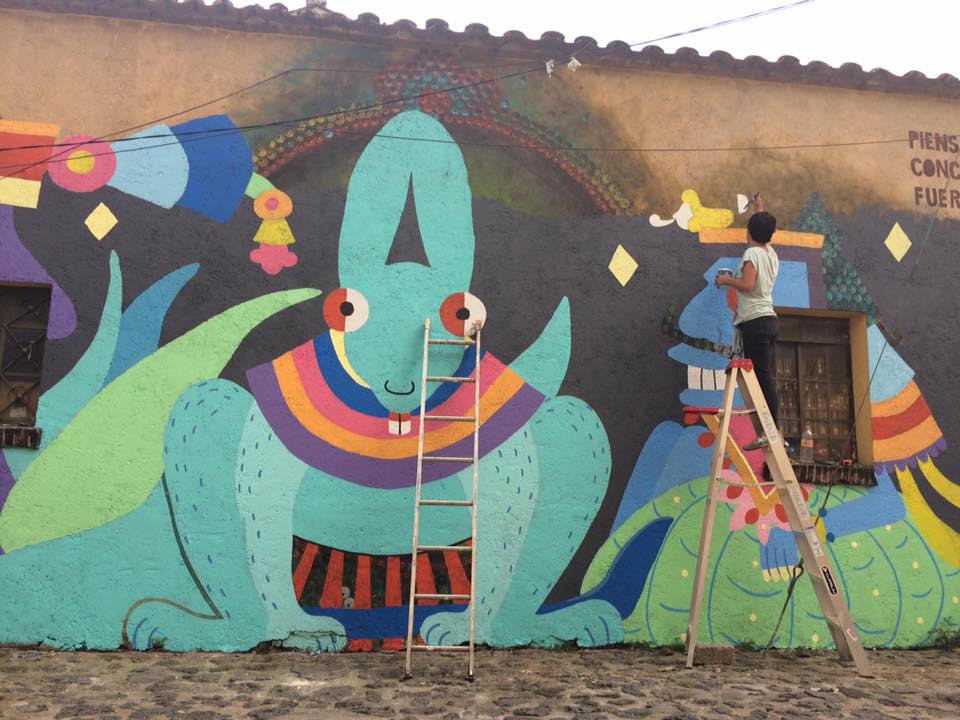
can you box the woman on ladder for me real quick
[714,193,781,457]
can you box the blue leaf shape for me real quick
[105,263,199,384]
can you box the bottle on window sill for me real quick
[799,423,815,463]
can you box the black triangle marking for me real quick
[386,177,430,267]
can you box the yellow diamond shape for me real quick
[608,245,638,286]
[84,202,117,241]
[884,222,911,262]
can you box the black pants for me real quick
[739,315,779,429]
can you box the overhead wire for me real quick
[0,0,822,167]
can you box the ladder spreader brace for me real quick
[683,358,873,677]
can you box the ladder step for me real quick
[411,644,471,652]
[415,593,471,601]
[422,456,474,463]
[428,338,475,346]
[419,499,474,507]
[426,376,476,383]
[418,545,472,553]
[423,415,476,422]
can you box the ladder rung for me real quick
[418,545,472,552]
[428,338,475,346]
[422,456,474,463]
[415,593,471,601]
[419,499,474,507]
[423,415,476,422]
[426,376,476,383]
[411,644,471,652]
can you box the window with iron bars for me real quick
[0,283,50,448]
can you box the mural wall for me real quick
[1,7,959,652]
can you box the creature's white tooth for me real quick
[701,367,715,391]
[687,365,702,390]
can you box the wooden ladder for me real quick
[684,358,873,677]
[403,318,481,680]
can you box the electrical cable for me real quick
[0,0,822,163]
[0,126,913,174]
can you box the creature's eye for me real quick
[323,288,369,332]
[440,292,487,337]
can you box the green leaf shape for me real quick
[0,288,321,552]
[583,480,960,648]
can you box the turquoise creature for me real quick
[0,111,623,650]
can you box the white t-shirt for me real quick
[734,244,779,325]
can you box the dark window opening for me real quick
[0,284,51,447]
[775,315,857,463]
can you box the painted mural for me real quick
[1,50,959,653]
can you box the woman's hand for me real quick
[714,273,729,288]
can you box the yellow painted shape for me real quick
[897,465,960,567]
[917,457,960,510]
[608,244,638,286]
[699,227,825,248]
[330,330,370,389]
[682,189,734,232]
[871,381,921,417]
[273,352,524,458]
[83,202,117,240]
[0,177,41,209]
[66,150,96,175]
[700,413,784,515]
[0,119,59,136]
[253,218,296,246]
[873,415,942,462]
[884,222,912,262]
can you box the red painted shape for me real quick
[444,551,471,603]
[416,554,438,605]
[320,550,344,608]
[775,503,788,522]
[729,359,754,372]
[292,542,319,601]
[726,485,743,500]
[697,432,715,448]
[385,556,402,607]
[872,393,933,440]
[726,287,738,313]
[744,508,760,525]
[353,555,372,609]
[347,639,374,652]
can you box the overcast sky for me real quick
[225,0,959,78]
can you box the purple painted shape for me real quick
[0,205,77,339]
[874,436,948,476]
[247,362,544,488]
[0,450,14,553]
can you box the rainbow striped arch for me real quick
[246,332,544,488]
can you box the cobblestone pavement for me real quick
[1,646,959,719]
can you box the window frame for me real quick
[772,307,873,467]
[0,281,52,435]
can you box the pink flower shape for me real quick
[716,470,811,545]
[250,244,298,275]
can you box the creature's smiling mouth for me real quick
[384,380,416,396]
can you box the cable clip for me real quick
[545,59,556,77]
[567,56,582,72]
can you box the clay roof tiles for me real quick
[1,0,958,99]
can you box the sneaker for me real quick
[742,434,769,451]
[742,434,790,452]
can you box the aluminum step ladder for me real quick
[684,358,873,677]
[404,318,481,680]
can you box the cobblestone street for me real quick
[1,646,959,719]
